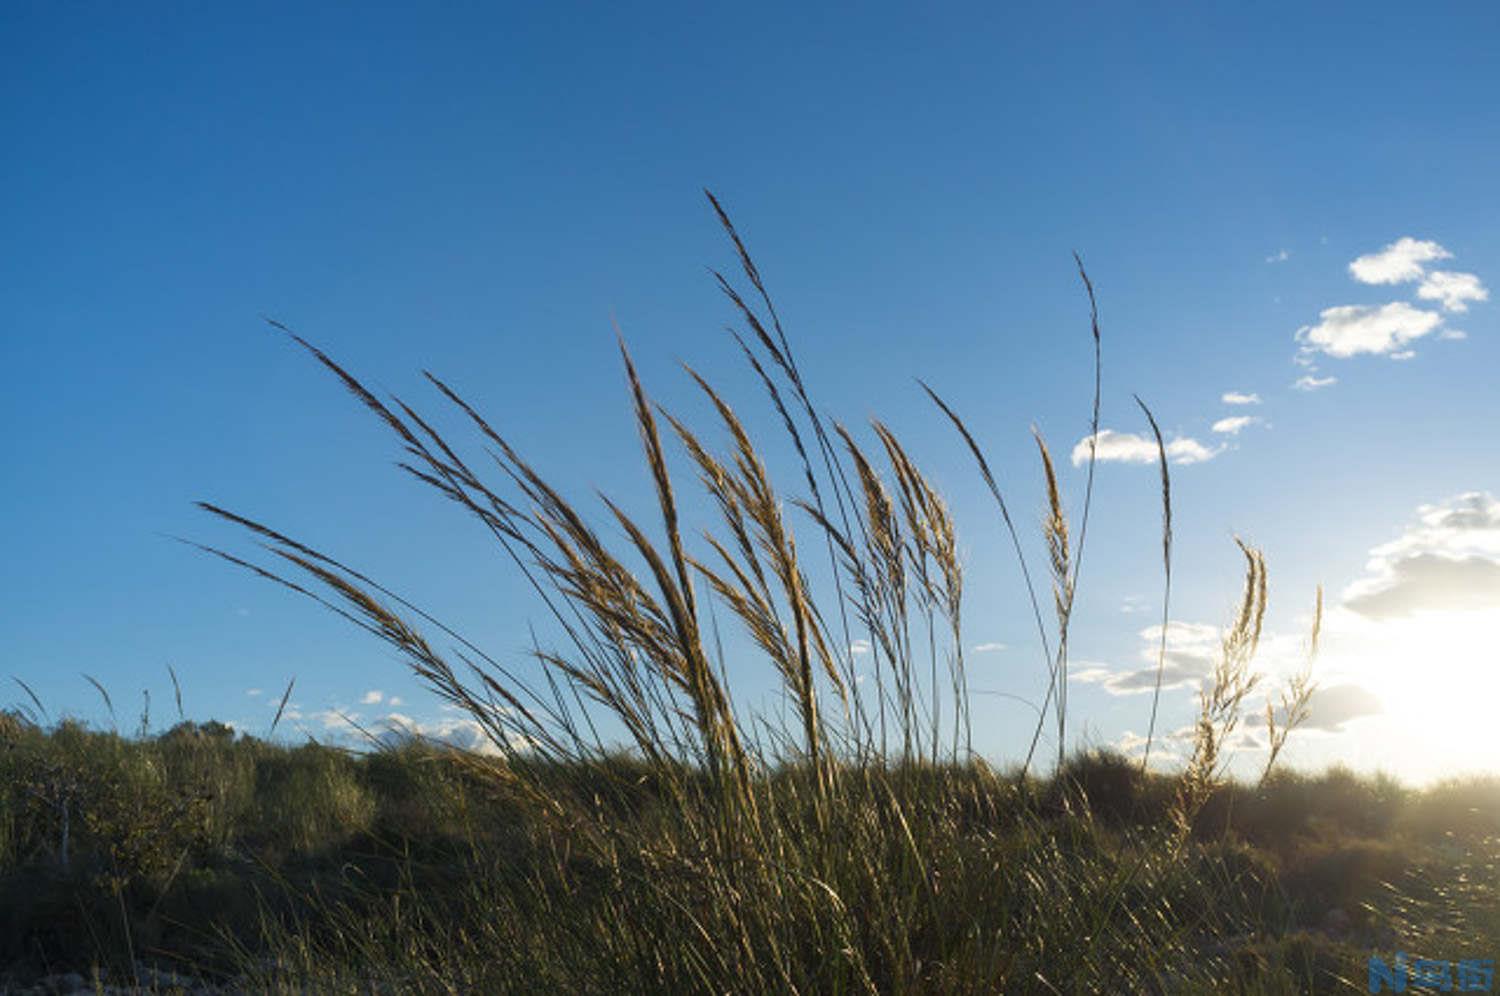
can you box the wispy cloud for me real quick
[360,689,383,705]
[1265,249,1290,264]
[1348,237,1452,285]
[1292,374,1337,391]
[850,639,871,657]
[1071,430,1219,467]
[1221,391,1261,405]
[972,642,1007,653]
[1211,415,1261,435]
[1417,271,1489,313]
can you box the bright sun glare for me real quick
[1326,608,1500,774]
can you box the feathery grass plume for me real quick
[919,386,1052,668]
[872,420,968,761]
[1171,540,1267,840]
[1030,428,1073,772]
[872,420,938,759]
[12,677,49,725]
[1025,258,1104,780]
[167,663,185,722]
[707,192,868,677]
[1065,253,1104,650]
[1259,585,1321,787]
[727,330,869,743]
[82,674,116,730]
[1135,396,1173,772]
[616,337,754,819]
[663,370,840,796]
[836,422,920,759]
[270,677,296,737]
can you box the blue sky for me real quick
[3,2,1497,781]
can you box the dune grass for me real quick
[4,195,1481,992]
[5,719,1500,992]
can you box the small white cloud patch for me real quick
[360,690,383,705]
[1296,302,1443,359]
[972,642,1007,653]
[1293,374,1337,391]
[1211,415,1261,435]
[1348,237,1452,285]
[1071,430,1219,467]
[1417,271,1489,313]
[1266,249,1290,263]
[1221,391,1261,405]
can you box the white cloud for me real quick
[972,642,1007,653]
[1221,392,1261,405]
[1072,622,1222,696]
[1114,726,1200,766]
[1292,374,1337,391]
[307,709,355,731]
[360,690,383,705]
[1390,350,1416,361]
[1071,618,1331,703]
[1343,493,1500,619]
[1439,328,1468,341]
[1243,682,1383,734]
[1071,430,1220,467]
[850,639,871,657]
[1266,249,1290,264]
[246,688,263,697]
[1211,415,1261,435]
[1296,302,1443,359]
[1417,271,1489,313]
[377,713,523,756]
[388,696,403,706]
[1070,664,1116,684]
[1348,237,1451,285]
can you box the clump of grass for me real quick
[137,193,1352,990]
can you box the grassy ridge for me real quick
[3,718,1499,991]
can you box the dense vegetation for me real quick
[2,718,1498,992]
[7,197,1489,992]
